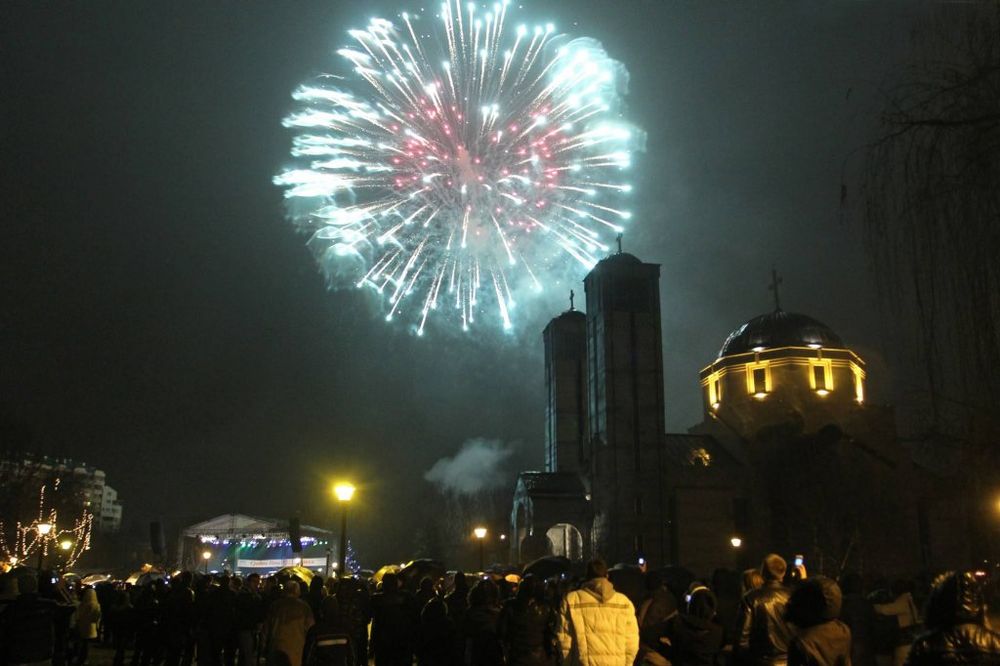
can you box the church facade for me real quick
[510,251,967,577]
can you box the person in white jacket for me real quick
[556,558,639,666]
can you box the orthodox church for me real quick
[510,251,967,577]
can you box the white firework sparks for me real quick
[275,0,641,335]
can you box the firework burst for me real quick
[275,0,641,335]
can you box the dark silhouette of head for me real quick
[586,558,609,580]
[687,585,717,620]
[452,571,468,593]
[924,571,986,629]
[761,554,786,582]
[516,575,540,604]
[421,596,448,623]
[381,573,399,592]
[321,594,339,619]
[786,576,842,629]
[468,578,499,608]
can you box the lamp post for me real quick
[202,549,211,574]
[473,527,487,572]
[334,483,356,578]
[36,522,53,571]
[59,539,73,573]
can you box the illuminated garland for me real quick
[0,481,93,571]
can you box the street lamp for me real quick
[473,527,487,572]
[730,536,743,549]
[36,522,53,571]
[202,550,211,574]
[334,482,356,578]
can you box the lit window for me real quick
[813,365,826,390]
[809,360,833,395]
[707,372,722,409]
[852,364,865,403]
[747,363,769,396]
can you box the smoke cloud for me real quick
[424,437,515,495]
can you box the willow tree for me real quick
[861,4,1000,550]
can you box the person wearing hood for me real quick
[74,587,102,664]
[555,558,639,666]
[905,570,1000,665]
[648,584,724,666]
[785,576,851,666]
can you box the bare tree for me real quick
[860,3,1000,552]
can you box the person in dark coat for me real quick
[234,575,264,666]
[445,573,469,625]
[497,575,557,666]
[306,578,327,623]
[652,584,724,666]
[415,578,439,615]
[334,578,370,666]
[786,576,851,666]
[461,578,504,666]
[416,597,459,666]
[0,574,58,666]
[905,570,1000,665]
[369,573,415,666]
[839,572,876,666]
[735,554,793,666]
[302,596,354,666]
[108,589,135,666]
[164,572,197,666]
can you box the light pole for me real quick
[474,527,487,572]
[334,483,356,578]
[202,549,211,574]
[59,539,73,572]
[36,522,53,571]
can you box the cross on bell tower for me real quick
[569,289,575,311]
[768,267,783,312]
[616,233,623,254]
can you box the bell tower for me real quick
[584,252,667,564]
[543,292,588,474]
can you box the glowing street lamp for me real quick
[730,536,743,549]
[334,482,356,577]
[36,522,54,571]
[202,549,211,574]
[60,539,73,551]
[473,527,487,572]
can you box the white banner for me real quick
[236,557,326,569]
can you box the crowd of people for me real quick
[2,554,1000,666]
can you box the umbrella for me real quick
[125,570,167,586]
[399,559,446,590]
[81,573,112,586]
[275,565,315,585]
[371,564,401,585]
[523,555,571,580]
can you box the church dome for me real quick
[597,252,643,267]
[718,310,845,358]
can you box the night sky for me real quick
[1,1,934,562]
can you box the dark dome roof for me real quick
[718,310,845,358]
[598,252,642,266]
[553,308,586,322]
